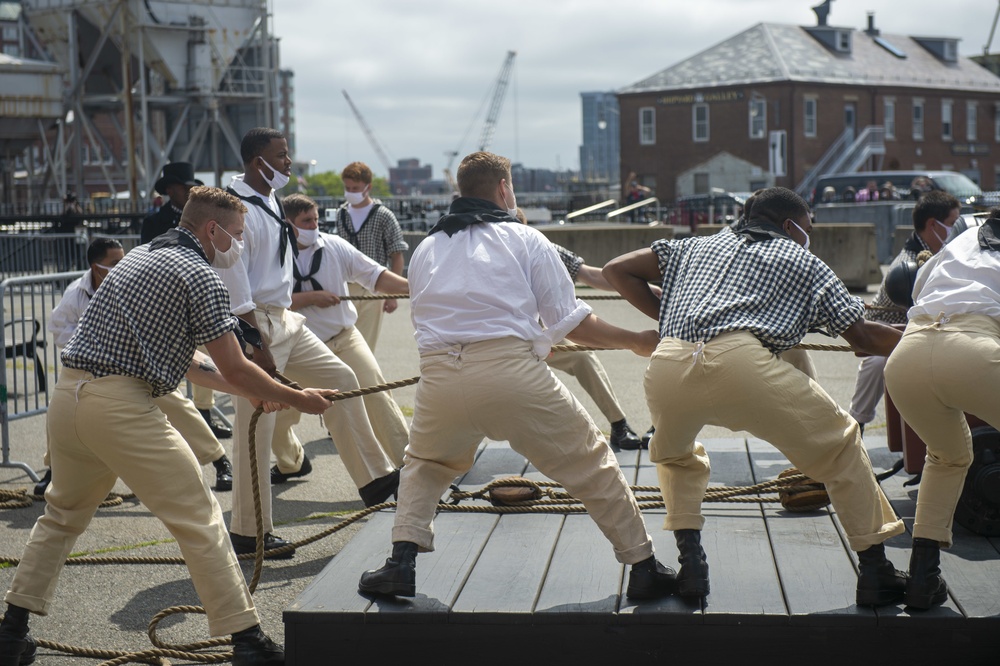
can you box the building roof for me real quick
[619,22,1000,95]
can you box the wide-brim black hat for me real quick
[155,162,203,194]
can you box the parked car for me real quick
[670,191,752,230]
[811,170,984,209]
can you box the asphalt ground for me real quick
[0,289,885,664]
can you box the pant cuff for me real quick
[2,592,49,616]
[662,513,706,531]
[207,608,261,638]
[391,524,435,553]
[846,519,906,551]
[613,537,654,565]
[912,524,954,548]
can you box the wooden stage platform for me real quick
[284,436,1000,665]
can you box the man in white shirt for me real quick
[46,238,234,495]
[217,128,400,559]
[359,151,677,601]
[269,193,409,472]
[884,208,1000,609]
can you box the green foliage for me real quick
[299,172,391,198]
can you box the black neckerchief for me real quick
[226,186,297,265]
[428,197,515,236]
[978,217,1000,251]
[148,227,209,264]
[338,202,382,250]
[293,247,323,293]
[903,231,927,254]
[732,214,795,244]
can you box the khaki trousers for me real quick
[644,331,904,551]
[779,347,817,380]
[231,307,394,537]
[273,326,408,472]
[155,389,225,465]
[546,346,626,425]
[393,337,654,565]
[848,355,888,426]
[349,282,385,351]
[884,314,1000,547]
[6,370,258,636]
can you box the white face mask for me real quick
[257,157,289,190]
[501,182,518,219]
[212,224,245,269]
[344,188,368,206]
[788,219,811,252]
[931,218,953,245]
[296,226,319,247]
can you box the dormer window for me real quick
[837,30,851,52]
[913,37,960,63]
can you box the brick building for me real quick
[618,11,1000,202]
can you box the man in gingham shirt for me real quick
[605,187,907,606]
[334,161,408,350]
[0,187,334,666]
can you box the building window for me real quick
[913,99,924,141]
[749,97,766,139]
[883,98,895,140]
[967,101,978,141]
[942,100,953,140]
[803,97,817,137]
[769,130,787,177]
[693,103,709,142]
[639,107,655,145]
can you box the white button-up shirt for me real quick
[408,221,591,357]
[911,224,1000,319]
[216,175,293,313]
[49,269,96,347]
[294,232,385,341]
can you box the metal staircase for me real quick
[796,125,886,198]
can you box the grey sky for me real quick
[275,0,997,179]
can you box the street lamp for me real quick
[309,159,317,176]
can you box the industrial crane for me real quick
[442,50,517,193]
[342,89,394,175]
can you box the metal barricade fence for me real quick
[1,271,84,481]
[0,233,89,280]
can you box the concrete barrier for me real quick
[405,223,878,289]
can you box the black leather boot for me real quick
[609,420,643,451]
[626,556,677,599]
[231,624,283,666]
[855,542,907,607]
[675,529,710,598]
[358,541,418,597]
[905,538,948,610]
[0,604,36,666]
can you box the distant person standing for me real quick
[141,162,204,244]
[333,162,408,350]
[623,173,652,225]
[141,162,231,440]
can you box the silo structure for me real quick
[18,0,281,200]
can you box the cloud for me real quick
[274,0,995,177]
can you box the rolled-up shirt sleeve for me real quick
[529,237,593,357]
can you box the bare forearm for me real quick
[565,314,654,356]
[575,264,616,291]
[603,250,663,321]
[389,252,404,276]
[374,270,409,294]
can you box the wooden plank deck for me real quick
[284,436,1000,664]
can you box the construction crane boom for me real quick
[342,89,393,174]
[478,50,517,152]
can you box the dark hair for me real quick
[87,237,123,265]
[912,190,960,231]
[282,193,318,221]
[746,187,810,226]
[240,127,285,165]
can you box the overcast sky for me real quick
[275,0,997,179]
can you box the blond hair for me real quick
[457,151,510,200]
[179,186,247,230]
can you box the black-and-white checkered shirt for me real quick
[553,243,584,281]
[652,229,864,354]
[335,200,408,267]
[61,228,236,397]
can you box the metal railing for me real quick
[0,233,89,280]
[606,197,661,223]
[1,271,84,481]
